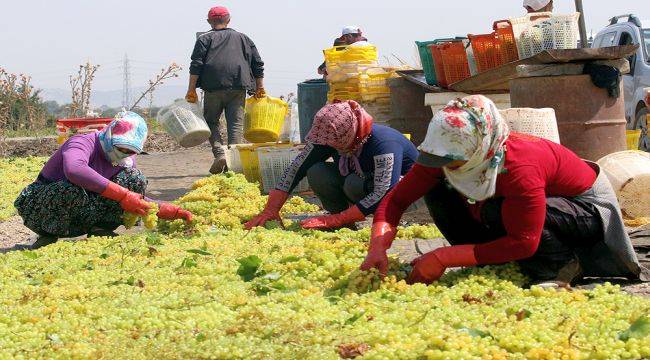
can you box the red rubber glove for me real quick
[100,181,150,216]
[407,244,478,285]
[360,221,397,276]
[157,202,193,223]
[300,206,365,230]
[245,189,289,229]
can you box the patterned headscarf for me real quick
[418,95,510,202]
[306,100,373,177]
[98,111,148,167]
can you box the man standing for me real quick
[523,0,553,13]
[186,6,265,174]
[317,26,372,77]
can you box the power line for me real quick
[122,54,131,108]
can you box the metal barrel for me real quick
[510,74,626,161]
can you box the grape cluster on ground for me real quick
[0,160,648,359]
[0,157,47,221]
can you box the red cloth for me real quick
[374,133,597,264]
[208,6,229,19]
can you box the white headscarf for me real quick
[418,95,510,202]
[523,0,551,11]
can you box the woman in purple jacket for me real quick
[14,112,192,248]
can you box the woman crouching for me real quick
[361,95,649,285]
[14,112,192,248]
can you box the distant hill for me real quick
[40,84,187,108]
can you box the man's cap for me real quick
[416,151,454,168]
[523,0,551,11]
[208,6,230,19]
[341,26,362,36]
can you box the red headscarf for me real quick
[306,100,373,177]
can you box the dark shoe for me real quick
[210,157,228,174]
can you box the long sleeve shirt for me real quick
[276,124,418,215]
[39,133,129,194]
[374,133,597,264]
[190,28,264,91]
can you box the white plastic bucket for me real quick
[157,99,211,148]
[499,108,560,144]
[257,145,310,194]
[597,151,650,219]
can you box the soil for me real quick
[1,132,208,158]
[1,140,649,297]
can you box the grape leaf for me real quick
[186,249,213,256]
[237,255,262,282]
[126,276,136,286]
[457,327,492,338]
[195,333,207,342]
[181,257,198,268]
[99,253,109,259]
[279,256,301,264]
[344,311,366,326]
[21,251,38,259]
[619,316,650,341]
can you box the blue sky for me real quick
[1,0,648,99]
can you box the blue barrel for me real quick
[298,79,329,142]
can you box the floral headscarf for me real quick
[305,100,373,177]
[418,95,510,202]
[98,111,148,167]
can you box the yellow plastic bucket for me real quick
[627,130,641,151]
[244,96,288,143]
[236,143,294,185]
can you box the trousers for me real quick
[203,90,246,159]
[424,182,603,281]
[306,162,372,214]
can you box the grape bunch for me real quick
[0,156,47,221]
[122,202,159,230]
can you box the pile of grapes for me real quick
[0,156,46,220]
[0,170,648,359]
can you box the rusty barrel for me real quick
[510,74,626,161]
[387,77,433,146]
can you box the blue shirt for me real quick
[276,124,418,215]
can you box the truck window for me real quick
[619,32,634,46]
[644,29,649,61]
[599,32,617,47]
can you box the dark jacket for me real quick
[190,28,264,91]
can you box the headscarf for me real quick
[305,100,373,177]
[98,111,148,167]
[418,95,510,202]
[523,0,551,11]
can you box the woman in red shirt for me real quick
[361,95,648,285]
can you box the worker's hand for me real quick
[407,250,446,285]
[120,192,151,216]
[359,221,397,276]
[254,87,266,99]
[360,247,390,276]
[185,89,198,103]
[100,182,150,216]
[244,189,289,229]
[157,202,193,223]
[300,206,365,230]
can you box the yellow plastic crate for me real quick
[627,130,642,151]
[323,45,378,64]
[244,96,288,143]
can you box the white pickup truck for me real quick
[593,15,650,151]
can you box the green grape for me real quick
[0,156,47,220]
[122,202,159,230]
[0,170,648,359]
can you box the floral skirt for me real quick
[14,168,147,238]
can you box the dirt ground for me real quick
[1,144,649,297]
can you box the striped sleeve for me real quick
[357,142,404,215]
[276,143,334,193]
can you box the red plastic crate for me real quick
[494,20,519,64]
[428,44,448,88]
[469,20,519,74]
[439,42,471,87]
